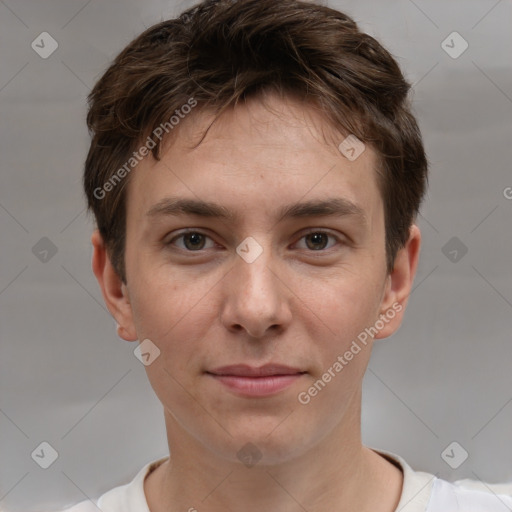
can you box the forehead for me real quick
[125,93,383,227]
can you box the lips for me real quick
[207,364,305,377]
[206,364,306,397]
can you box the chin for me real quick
[205,419,315,467]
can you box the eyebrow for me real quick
[146,196,367,224]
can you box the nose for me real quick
[220,241,292,339]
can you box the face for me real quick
[94,93,419,466]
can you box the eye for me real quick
[166,230,216,251]
[165,229,343,253]
[294,231,341,251]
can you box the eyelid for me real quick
[291,228,344,250]
[165,228,345,252]
[165,229,217,249]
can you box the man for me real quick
[62,0,512,510]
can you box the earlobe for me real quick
[91,230,138,341]
[374,224,421,340]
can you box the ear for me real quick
[91,229,138,341]
[374,224,421,340]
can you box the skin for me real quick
[92,91,421,512]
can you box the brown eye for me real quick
[304,232,329,250]
[167,231,215,251]
[295,231,339,252]
[182,233,206,250]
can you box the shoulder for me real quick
[52,456,169,512]
[453,477,512,496]
[55,502,99,512]
[370,447,512,512]
[426,477,512,512]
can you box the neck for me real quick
[145,392,403,512]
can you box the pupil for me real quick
[183,233,328,251]
[186,233,204,249]
[307,233,327,250]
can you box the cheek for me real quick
[309,269,383,341]
[128,258,209,337]
[127,278,207,413]
[294,277,380,427]
[298,270,384,403]
[127,263,227,384]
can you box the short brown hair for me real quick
[84,0,428,283]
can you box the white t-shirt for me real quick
[57,448,512,512]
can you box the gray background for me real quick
[1,0,511,510]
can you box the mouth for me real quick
[205,364,307,397]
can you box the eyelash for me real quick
[165,229,343,253]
